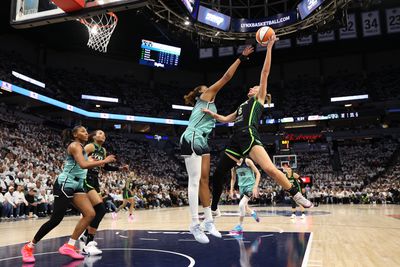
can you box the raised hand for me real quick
[267,34,277,49]
[242,46,254,56]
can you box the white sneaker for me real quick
[190,224,209,244]
[203,220,222,238]
[301,213,306,219]
[292,192,313,208]
[290,214,296,219]
[212,208,221,218]
[82,241,102,256]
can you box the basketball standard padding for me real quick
[52,0,86,12]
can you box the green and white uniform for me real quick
[236,161,256,197]
[225,96,264,159]
[287,171,302,208]
[287,171,301,192]
[54,143,88,198]
[123,177,133,199]
[180,97,217,156]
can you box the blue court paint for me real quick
[1,230,311,267]
[200,209,331,217]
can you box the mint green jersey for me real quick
[58,145,88,182]
[236,161,256,196]
[187,98,217,136]
[180,97,217,156]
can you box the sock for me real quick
[185,154,202,226]
[68,238,76,247]
[203,207,213,222]
[251,210,255,215]
[27,241,35,248]
[86,234,95,245]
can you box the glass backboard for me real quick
[10,0,147,28]
[273,154,298,169]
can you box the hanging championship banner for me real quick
[339,13,357,39]
[386,8,400,34]
[275,39,291,49]
[318,30,335,42]
[296,35,313,46]
[199,48,213,59]
[362,10,381,37]
[218,46,234,57]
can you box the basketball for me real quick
[256,26,275,45]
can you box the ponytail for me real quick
[62,126,83,146]
[184,85,205,106]
[88,130,99,143]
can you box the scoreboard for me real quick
[139,40,181,69]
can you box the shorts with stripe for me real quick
[180,130,210,156]
[123,189,133,199]
[240,185,254,198]
[53,175,85,199]
[84,173,101,193]
[225,127,263,160]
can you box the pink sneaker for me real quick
[112,212,117,220]
[59,243,84,260]
[21,243,35,263]
[128,214,134,220]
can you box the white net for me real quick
[79,12,118,53]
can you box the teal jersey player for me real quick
[180,98,217,156]
[236,161,256,195]
[229,158,261,234]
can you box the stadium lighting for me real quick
[331,94,368,102]
[172,104,193,111]
[345,104,352,107]
[12,71,45,88]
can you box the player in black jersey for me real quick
[282,163,306,219]
[203,35,313,214]
[80,130,128,255]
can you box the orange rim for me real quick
[79,12,118,29]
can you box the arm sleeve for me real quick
[103,164,120,172]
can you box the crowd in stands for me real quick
[1,49,400,221]
[1,50,400,120]
[0,107,189,221]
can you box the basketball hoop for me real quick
[79,12,118,53]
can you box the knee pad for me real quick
[90,203,106,229]
[239,197,248,217]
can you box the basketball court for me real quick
[1,0,400,266]
[1,205,399,266]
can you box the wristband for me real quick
[239,55,249,62]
